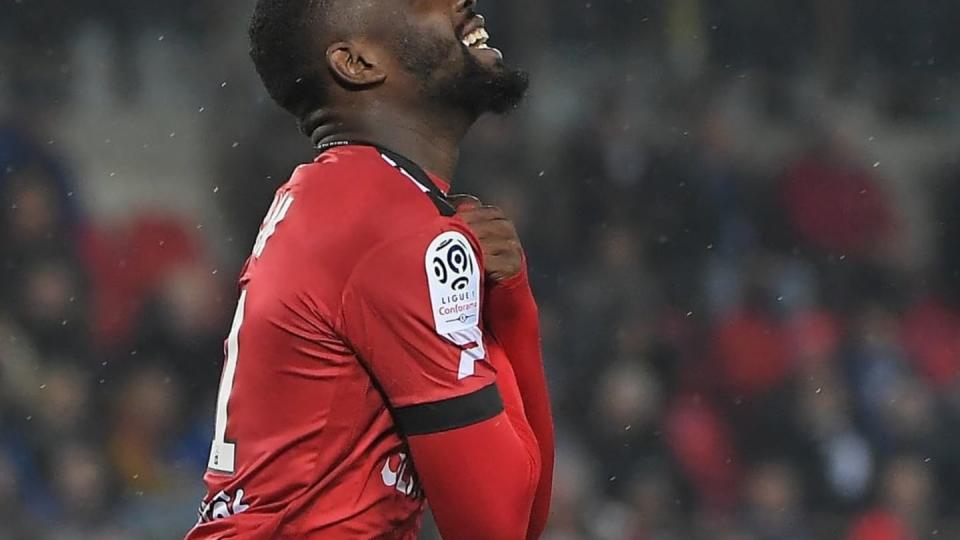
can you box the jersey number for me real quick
[208,290,246,474]
[207,191,295,474]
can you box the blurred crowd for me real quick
[4,0,960,539]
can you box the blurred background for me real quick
[4,0,960,538]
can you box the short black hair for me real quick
[249,0,331,120]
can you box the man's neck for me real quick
[308,105,473,180]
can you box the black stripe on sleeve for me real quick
[394,384,505,437]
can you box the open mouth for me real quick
[459,16,492,49]
[461,27,491,49]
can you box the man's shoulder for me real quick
[253,145,471,294]
[290,145,457,240]
[301,144,390,180]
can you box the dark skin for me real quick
[308,0,524,281]
[449,195,524,282]
[315,0,491,179]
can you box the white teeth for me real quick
[461,27,491,48]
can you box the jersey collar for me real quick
[317,141,456,216]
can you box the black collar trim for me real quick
[317,141,456,217]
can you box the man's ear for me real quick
[326,41,388,87]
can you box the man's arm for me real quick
[339,222,545,539]
[484,264,554,539]
[452,198,555,538]
[407,410,540,540]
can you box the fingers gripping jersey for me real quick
[186,146,504,539]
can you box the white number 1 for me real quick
[208,289,247,474]
[206,192,294,475]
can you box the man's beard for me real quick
[395,29,529,117]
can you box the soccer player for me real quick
[184,0,554,538]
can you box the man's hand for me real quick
[448,194,523,283]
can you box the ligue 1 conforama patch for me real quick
[426,231,481,335]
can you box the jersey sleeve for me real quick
[339,220,503,436]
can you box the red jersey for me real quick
[185,145,511,539]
